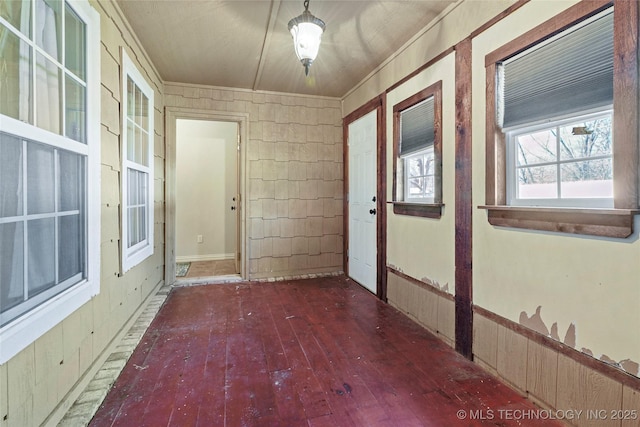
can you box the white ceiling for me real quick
[116,0,457,98]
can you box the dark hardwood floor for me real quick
[90,275,562,426]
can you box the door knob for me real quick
[231,206,236,211]
[369,208,377,215]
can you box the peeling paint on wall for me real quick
[420,277,449,293]
[519,306,549,336]
[620,359,640,376]
[519,306,639,378]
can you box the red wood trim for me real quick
[454,37,473,360]
[484,63,497,206]
[479,205,639,238]
[386,48,455,95]
[613,0,639,209]
[390,202,443,218]
[485,0,612,66]
[377,92,388,302]
[391,81,443,209]
[469,0,532,39]
[474,305,640,393]
[387,266,455,302]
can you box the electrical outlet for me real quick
[197,235,203,243]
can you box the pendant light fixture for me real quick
[288,0,325,76]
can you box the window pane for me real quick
[27,217,55,296]
[408,177,425,197]
[407,155,424,178]
[35,0,62,61]
[141,91,149,131]
[140,172,148,204]
[141,129,149,166]
[59,214,83,282]
[128,206,138,247]
[64,3,85,80]
[59,149,84,211]
[0,132,24,217]
[517,165,558,199]
[135,85,143,126]
[127,168,138,205]
[127,77,134,119]
[135,126,146,165]
[138,205,146,244]
[27,142,55,214]
[559,117,612,161]
[516,129,556,166]
[0,222,24,313]
[561,159,613,198]
[126,119,135,161]
[65,74,86,143]
[0,25,32,123]
[1,0,32,37]
[36,52,62,135]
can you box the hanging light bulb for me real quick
[288,0,325,76]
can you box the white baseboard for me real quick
[176,253,235,263]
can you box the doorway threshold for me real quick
[175,274,243,287]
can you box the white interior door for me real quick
[348,110,377,293]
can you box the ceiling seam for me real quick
[253,0,282,91]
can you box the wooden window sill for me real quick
[479,205,640,238]
[391,202,444,218]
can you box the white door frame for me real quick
[165,107,248,284]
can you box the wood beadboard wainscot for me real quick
[474,306,640,427]
[387,267,455,348]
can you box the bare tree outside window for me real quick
[513,113,612,200]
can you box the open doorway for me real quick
[174,119,241,282]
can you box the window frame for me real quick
[0,0,100,364]
[120,48,154,273]
[392,81,443,218]
[481,0,639,238]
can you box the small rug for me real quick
[176,262,191,277]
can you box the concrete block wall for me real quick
[164,83,344,279]
[0,0,166,425]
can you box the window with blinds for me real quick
[499,8,615,208]
[392,81,442,214]
[497,9,613,130]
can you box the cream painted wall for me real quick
[344,0,640,379]
[471,0,640,374]
[342,0,518,116]
[176,119,238,261]
[0,0,166,425]
[385,53,456,293]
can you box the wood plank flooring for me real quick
[90,275,562,426]
[184,260,237,278]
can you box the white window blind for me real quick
[498,9,613,129]
[400,96,435,157]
